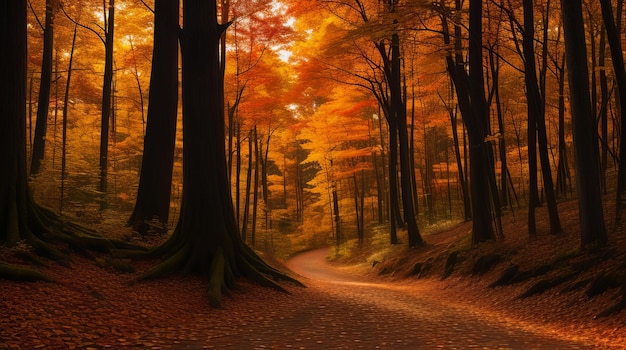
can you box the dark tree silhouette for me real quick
[99,0,115,192]
[128,0,180,234]
[599,0,626,224]
[560,0,607,247]
[521,0,561,235]
[1,0,67,275]
[1,0,136,280]
[133,0,300,307]
[440,0,500,244]
[30,0,56,175]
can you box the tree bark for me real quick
[560,0,607,247]
[522,0,561,235]
[135,0,299,306]
[128,0,179,234]
[30,0,56,175]
[99,0,115,193]
[392,30,423,248]
[599,0,626,223]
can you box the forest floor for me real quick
[330,195,626,348]
[0,196,625,349]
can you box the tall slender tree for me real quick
[99,0,115,192]
[560,0,607,247]
[128,0,180,234]
[439,0,499,243]
[599,0,626,223]
[30,0,57,175]
[521,0,561,235]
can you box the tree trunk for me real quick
[30,0,55,175]
[0,1,124,272]
[99,0,115,193]
[522,0,561,235]
[599,0,626,223]
[251,126,260,247]
[60,26,77,214]
[560,0,607,247]
[128,0,179,234]
[555,53,570,197]
[392,31,423,248]
[1,0,33,245]
[333,188,341,245]
[468,0,498,243]
[241,129,253,242]
[450,106,471,221]
[136,0,298,306]
[352,171,362,244]
[598,29,608,192]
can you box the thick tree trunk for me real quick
[30,0,55,175]
[128,0,179,234]
[1,0,31,245]
[560,0,607,247]
[468,0,497,243]
[1,2,136,277]
[136,0,299,306]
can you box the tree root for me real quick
[130,223,303,307]
[209,246,226,307]
[596,287,626,318]
[0,262,53,282]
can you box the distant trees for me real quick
[17,0,626,254]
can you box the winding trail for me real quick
[0,247,613,349]
[265,247,598,349]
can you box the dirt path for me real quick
[0,248,620,349]
[279,248,612,349]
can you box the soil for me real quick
[0,196,625,349]
[333,196,626,348]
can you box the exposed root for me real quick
[0,262,53,282]
[132,244,191,284]
[209,246,226,308]
[130,222,303,307]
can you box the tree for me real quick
[439,0,500,244]
[1,0,136,280]
[560,0,607,247]
[520,0,561,235]
[30,0,57,175]
[132,0,298,307]
[128,0,180,234]
[1,0,68,278]
[99,0,115,193]
[599,0,626,223]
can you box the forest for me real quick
[1,0,626,348]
